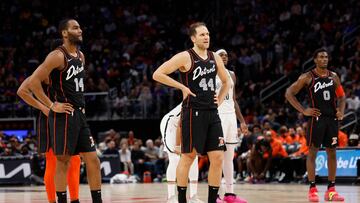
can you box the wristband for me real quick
[49,102,54,110]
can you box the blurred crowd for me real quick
[0,122,358,184]
[0,0,359,119]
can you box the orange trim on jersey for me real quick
[189,108,193,152]
[335,85,345,98]
[180,109,183,152]
[186,72,190,107]
[308,117,314,146]
[46,114,49,151]
[37,112,41,151]
[63,114,68,155]
[46,84,51,151]
[53,112,56,152]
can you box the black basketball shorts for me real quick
[48,107,96,155]
[307,116,339,148]
[181,108,225,154]
[37,111,51,153]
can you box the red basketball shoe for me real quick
[324,187,344,201]
[308,187,319,202]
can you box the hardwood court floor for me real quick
[0,183,357,202]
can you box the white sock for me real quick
[189,182,197,198]
[223,144,235,194]
[189,156,199,197]
[167,153,180,198]
[168,183,176,198]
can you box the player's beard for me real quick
[68,34,83,46]
[319,64,328,69]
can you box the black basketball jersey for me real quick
[180,49,217,109]
[307,70,336,117]
[50,46,85,107]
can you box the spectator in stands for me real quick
[21,136,36,152]
[97,142,107,156]
[97,78,109,92]
[346,92,360,110]
[127,131,135,146]
[131,140,146,179]
[137,139,147,151]
[291,126,309,157]
[338,130,348,148]
[143,139,159,179]
[264,130,288,182]
[138,86,153,116]
[283,127,301,155]
[247,136,272,183]
[236,125,261,180]
[263,121,277,139]
[285,126,308,181]
[119,142,134,175]
[0,145,20,156]
[0,0,359,122]
[102,140,119,155]
[20,145,32,156]
[9,136,21,154]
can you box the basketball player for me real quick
[214,49,248,203]
[285,48,345,202]
[153,22,231,203]
[160,103,203,203]
[17,76,81,203]
[28,19,102,203]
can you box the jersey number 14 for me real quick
[74,78,84,92]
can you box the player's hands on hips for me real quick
[41,107,50,117]
[181,86,196,100]
[303,108,321,117]
[240,123,249,135]
[336,108,344,120]
[51,102,74,114]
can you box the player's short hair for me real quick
[58,18,73,37]
[313,48,328,59]
[188,22,207,37]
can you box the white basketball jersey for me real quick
[216,70,235,114]
[160,103,182,153]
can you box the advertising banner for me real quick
[316,149,360,177]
